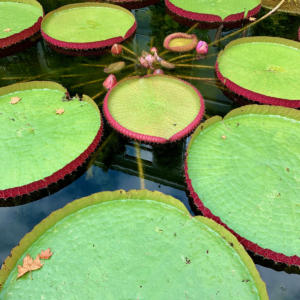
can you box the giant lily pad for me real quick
[216,37,300,108]
[185,105,300,267]
[41,2,136,54]
[262,0,300,16]
[0,190,268,299]
[103,75,205,143]
[0,0,43,52]
[165,0,261,28]
[0,81,102,202]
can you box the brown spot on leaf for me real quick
[221,135,227,140]
[286,168,290,172]
[56,108,65,115]
[185,257,191,264]
[3,28,11,32]
[10,96,21,104]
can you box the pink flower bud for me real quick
[196,41,208,55]
[153,69,164,75]
[150,47,157,54]
[139,56,149,69]
[145,54,155,68]
[111,44,122,55]
[103,74,117,90]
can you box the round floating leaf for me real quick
[185,105,300,266]
[41,2,136,52]
[103,75,205,143]
[0,0,43,49]
[0,190,268,299]
[165,0,261,27]
[216,37,300,108]
[0,81,102,202]
[262,0,300,15]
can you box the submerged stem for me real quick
[175,63,215,69]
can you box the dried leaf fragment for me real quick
[10,96,21,104]
[39,248,53,260]
[56,108,64,115]
[17,255,43,279]
[3,28,11,32]
[249,17,256,22]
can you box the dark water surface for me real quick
[0,1,299,299]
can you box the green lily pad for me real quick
[0,0,43,39]
[0,190,268,299]
[185,105,300,266]
[103,75,205,143]
[41,2,136,49]
[262,0,300,16]
[165,0,261,20]
[0,81,102,200]
[216,37,300,107]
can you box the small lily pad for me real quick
[185,105,300,267]
[216,37,300,108]
[0,81,103,202]
[103,75,205,143]
[163,32,198,52]
[0,190,268,299]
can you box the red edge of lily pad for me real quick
[216,62,300,108]
[105,0,161,9]
[184,120,300,267]
[103,75,205,144]
[0,89,103,201]
[41,3,137,51]
[165,0,261,26]
[0,16,43,49]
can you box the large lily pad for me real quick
[185,105,300,267]
[0,81,102,202]
[41,2,136,53]
[103,75,205,143]
[0,0,43,50]
[262,0,300,16]
[0,190,268,299]
[165,0,261,27]
[216,36,300,108]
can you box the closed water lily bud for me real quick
[103,74,117,90]
[153,69,164,75]
[111,44,122,55]
[196,41,208,55]
[150,47,157,54]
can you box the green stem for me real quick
[169,53,194,62]
[121,55,138,63]
[175,64,215,69]
[186,22,199,34]
[209,0,286,47]
[122,45,137,57]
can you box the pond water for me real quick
[0,1,299,299]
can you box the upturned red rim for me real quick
[41,3,137,51]
[0,82,103,201]
[165,0,261,25]
[0,0,43,49]
[103,75,205,144]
